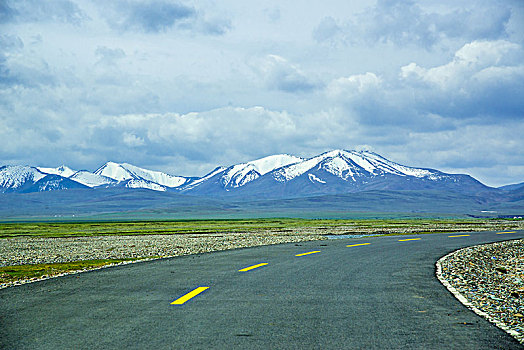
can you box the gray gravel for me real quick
[0,232,325,288]
[439,239,524,344]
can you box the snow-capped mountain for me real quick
[272,150,440,183]
[0,166,89,193]
[69,170,116,188]
[95,162,189,188]
[180,166,227,191]
[31,174,89,192]
[37,165,76,178]
[180,149,492,198]
[0,165,47,193]
[181,154,303,193]
[222,154,303,188]
[0,150,496,196]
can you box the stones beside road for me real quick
[0,232,325,289]
[438,239,524,344]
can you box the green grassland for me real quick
[0,258,150,283]
[1,218,522,239]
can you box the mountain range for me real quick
[1,150,523,218]
[0,150,505,196]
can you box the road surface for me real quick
[1,230,523,349]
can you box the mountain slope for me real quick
[30,174,90,192]
[184,150,494,198]
[70,171,116,188]
[0,166,47,193]
[499,182,524,191]
[95,162,189,188]
[0,150,502,197]
[37,166,76,178]
[180,154,303,194]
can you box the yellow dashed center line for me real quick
[295,251,321,257]
[171,286,209,305]
[398,238,421,242]
[448,234,470,238]
[346,243,371,248]
[238,263,269,272]
[497,231,516,234]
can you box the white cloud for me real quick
[122,132,145,147]
[398,40,524,120]
[0,1,523,186]
[255,55,322,93]
[327,72,381,97]
[313,1,512,48]
[401,40,522,88]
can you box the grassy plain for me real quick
[1,218,522,239]
[0,258,149,283]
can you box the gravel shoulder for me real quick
[437,239,524,344]
[0,231,325,288]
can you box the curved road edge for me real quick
[436,239,523,345]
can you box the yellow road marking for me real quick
[295,251,320,257]
[497,231,516,234]
[448,235,470,238]
[171,286,209,305]
[346,243,371,247]
[238,263,268,272]
[398,238,421,241]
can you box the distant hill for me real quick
[499,182,524,191]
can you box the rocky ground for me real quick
[438,239,524,344]
[0,232,327,266]
[0,231,326,288]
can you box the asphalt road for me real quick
[1,230,523,349]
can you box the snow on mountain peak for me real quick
[356,151,434,178]
[273,149,437,182]
[119,163,188,188]
[0,165,46,190]
[247,154,304,175]
[222,154,303,188]
[37,165,76,178]
[70,171,115,188]
[94,162,134,181]
[94,162,188,188]
[124,179,166,192]
[0,150,450,194]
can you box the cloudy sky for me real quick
[1,0,523,186]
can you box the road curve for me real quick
[1,230,523,349]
